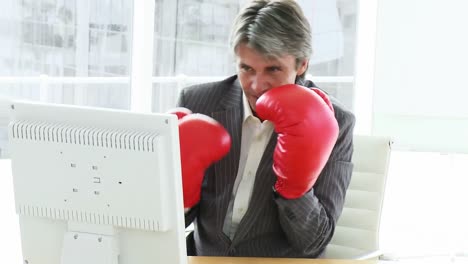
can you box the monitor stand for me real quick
[61,222,119,264]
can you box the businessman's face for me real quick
[235,43,308,113]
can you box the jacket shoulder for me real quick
[300,78,355,130]
[177,75,240,114]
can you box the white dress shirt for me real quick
[222,92,274,239]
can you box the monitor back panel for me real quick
[9,101,187,264]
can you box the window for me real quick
[0,0,132,108]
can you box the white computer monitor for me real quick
[8,101,187,264]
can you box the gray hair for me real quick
[230,0,312,72]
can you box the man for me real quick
[173,0,355,258]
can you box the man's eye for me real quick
[241,66,252,72]
[268,67,281,72]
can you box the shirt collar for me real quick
[242,91,254,123]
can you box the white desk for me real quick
[188,257,377,264]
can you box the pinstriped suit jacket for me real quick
[178,75,355,258]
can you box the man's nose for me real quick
[251,74,270,95]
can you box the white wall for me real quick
[372,0,468,153]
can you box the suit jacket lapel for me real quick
[231,132,278,244]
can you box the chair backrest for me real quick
[322,134,392,259]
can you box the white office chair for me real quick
[321,134,392,260]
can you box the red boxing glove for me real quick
[169,107,192,119]
[169,108,231,208]
[256,84,339,199]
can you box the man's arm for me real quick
[184,204,199,228]
[274,107,355,256]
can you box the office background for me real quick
[0,0,467,261]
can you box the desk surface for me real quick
[188,257,376,264]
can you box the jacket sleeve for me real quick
[274,106,355,256]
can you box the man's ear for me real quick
[297,59,309,76]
